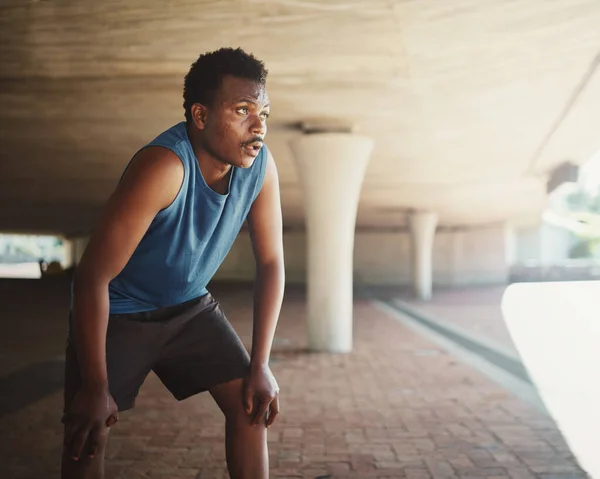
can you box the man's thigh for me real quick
[64,314,162,413]
[152,294,250,402]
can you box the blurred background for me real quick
[1,1,599,478]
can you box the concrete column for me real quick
[408,211,438,300]
[67,236,90,268]
[61,238,74,269]
[290,133,373,353]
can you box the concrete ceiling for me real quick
[1,0,600,235]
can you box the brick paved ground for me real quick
[0,281,587,478]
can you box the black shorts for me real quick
[64,293,250,412]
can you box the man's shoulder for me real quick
[128,146,184,181]
[136,122,189,169]
[148,122,188,150]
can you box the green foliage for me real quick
[564,185,600,214]
[560,184,600,258]
[569,239,594,258]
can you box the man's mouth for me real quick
[247,141,263,150]
[243,141,263,156]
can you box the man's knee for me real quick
[210,378,252,425]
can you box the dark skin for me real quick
[63,75,284,479]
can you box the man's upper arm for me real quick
[76,147,184,284]
[247,149,284,266]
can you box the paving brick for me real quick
[375,461,404,469]
[425,458,457,479]
[506,467,538,479]
[406,468,433,479]
[489,451,522,467]
[530,465,587,474]
[195,469,228,479]
[414,439,437,452]
[300,470,329,479]
[537,474,589,479]
[447,455,476,470]
[467,451,503,469]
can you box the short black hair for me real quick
[183,47,268,123]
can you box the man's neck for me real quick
[186,123,232,188]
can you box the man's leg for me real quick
[152,295,265,476]
[61,427,110,479]
[61,313,159,479]
[210,378,268,479]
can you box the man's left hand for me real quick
[244,362,280,427]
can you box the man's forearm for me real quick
[250,261,285,366]
[72,271,111,390]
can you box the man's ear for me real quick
[190,103,208,130]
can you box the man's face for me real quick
[201,75,270,168]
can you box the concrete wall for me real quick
[511,225,542,263]
[214,224,509,286]
[540,223,575,263]
[511,223,575,264]
[64,225,509,286]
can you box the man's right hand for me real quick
[62,386,119,461]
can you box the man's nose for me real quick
[251,116,266,135]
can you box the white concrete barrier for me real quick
[502,281,600,478]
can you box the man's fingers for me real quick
[244,386,253,415]
[87,426,102,458]
[70,426,91,461]
[266,394,280,428]
[253,399,270,426]
[63,421,80,447]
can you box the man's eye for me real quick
[237,107,248,114]
[260,112,270,119]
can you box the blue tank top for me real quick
[107,122,268,314]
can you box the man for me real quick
[62,48,284,479]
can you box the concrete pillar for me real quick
[61,238,74,269]
[408,211,438,300]
[67,236,90,268]
[290,133,373,353]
